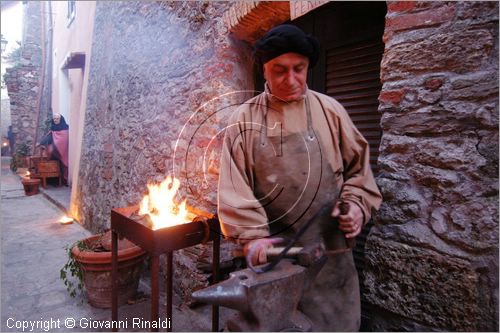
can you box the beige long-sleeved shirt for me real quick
[217,89,382,243]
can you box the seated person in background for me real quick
[38,113,69,184]
[7,125,15,156]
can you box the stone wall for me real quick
[4,2,43,154]
[75,1,254,299]
[76,0,253,230]
[37,1,53,145]
[366,2,499,331]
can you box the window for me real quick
[67,0,76,26]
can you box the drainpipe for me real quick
[32,1,47,155]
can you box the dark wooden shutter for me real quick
[326,37,384,331]
[292,2,386,330]
[325,38,384,174]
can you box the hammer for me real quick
[232,201,356,263]
[232,243,352,266]
[231,246,303,259]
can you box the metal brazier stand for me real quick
[111,206,221,332]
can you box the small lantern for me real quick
[58,215,74,225]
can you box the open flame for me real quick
[139,176,190,230]
[59,215,74,225]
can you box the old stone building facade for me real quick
[6,1,498,331]
[4,2,50,156]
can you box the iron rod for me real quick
[151,255,160,332]
[166,251,173,332]
[212,234,220,332]
[111,230,118,332]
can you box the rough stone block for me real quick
[382,29,494,80]
[412,136,487,171]
[430,200,498,251]
[448,71,499,101]
[376,177,428,224]
[387,1,417,13]
[476,129,499,177]
[378,89,407,105]
[380,103,484,136]
[364,235,496,331]
[456,1,499,22]
[368,304,443,332]
[385,3,455,33]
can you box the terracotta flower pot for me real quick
[21,178,40,196]
[71,235,147,308]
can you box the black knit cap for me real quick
[253,24,320,68]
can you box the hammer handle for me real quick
[340,201,357,250]
[232,246,303,259]
[346,237,356,249]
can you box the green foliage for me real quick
[15,141,30,157]
[60,234,105,299]
[10,140,31,171]
[10,156,17,172]
[60,240,87,299]
[3,42,22,64]
[42,116,52,135]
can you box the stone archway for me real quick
[222,2,291,44]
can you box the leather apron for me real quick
[252,96,361,331]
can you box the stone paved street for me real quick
[1,157,230,332]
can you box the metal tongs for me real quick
[248,200,354,274]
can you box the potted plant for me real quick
[10,140,31,172]
[21,177,41,196]
[60,231,147,308]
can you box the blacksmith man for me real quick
[217,24,381,331]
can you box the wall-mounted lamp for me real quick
[1,35,8,54]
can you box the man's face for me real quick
[53,115,61,125]
[263,52,309,102]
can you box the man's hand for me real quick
[332,201,363,238]
[243,238,283,266]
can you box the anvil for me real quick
[192,251,326,332]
